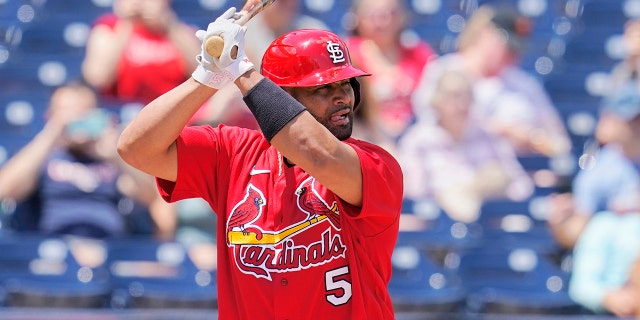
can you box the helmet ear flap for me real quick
[350,78,362,110]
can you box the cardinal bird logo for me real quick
[227,179,346,280]
[227,184,266,240]
[295,177,340,229]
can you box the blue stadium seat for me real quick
[0,0,19,20]
[389,243,467,313]
[476,198,561,254]
[172,0,228,20]
[399,199,479,255]
[0,90,49,162]
[544,69,603,124]
[578,0,625,28]
[19,16,91,55]
[517,154,554,172]
[0,16,22,52]
[0,233,111,308]
[1,52,83,89]
[564,26,621,67]
[39,0,110,20]
[458,246,585,315]
[173,0,229,30]
[561,0,623,68]
[106,237,217,309]
[300,0,349,33]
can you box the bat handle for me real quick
[205,36,240,60]
[203,12,251,59]
[205,36,225,58]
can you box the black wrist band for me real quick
[243,78,306,142]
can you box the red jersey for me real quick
[157,125,403,319]
[93,14,190,103]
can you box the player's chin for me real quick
[320,114,353,140]
[330,124,353,141]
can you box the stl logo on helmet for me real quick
[326,41,346,64]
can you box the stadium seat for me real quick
[389,243,467,314]
[0,233,111,308]
[300,0,349,34]
[399,199,480,257]
[476,198,561,255]
[1,51,84,91]
[0,90,49,163]
[458,246,584,315]
[106,237,217,309]
[0,0,19,20]
[19,16,91,56]
[38,0,110,20]
[172,0,228,23]
[578,0,625,28]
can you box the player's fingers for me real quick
[195,29,206,41]
[217,7,237,21]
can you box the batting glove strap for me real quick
[192,63,233,90]
[225,54,255,81]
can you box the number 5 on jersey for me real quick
[325,266,352,306]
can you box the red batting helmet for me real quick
[261,29,369,99]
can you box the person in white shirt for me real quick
[398,70,533,223]
[412,4,571,158]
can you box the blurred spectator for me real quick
[597,18,640,146]
[548,83,640,249]
[174,198,216,246]
[397,70,533,223]
[412,4,571,158]
[245,0,328,71]
[193,0,328,129]
[629,255,640,317]
[608,18,640,90]
[81,0,200,105]
[568,210,640,316]
[0,80,175,239]
[346,0,436,154]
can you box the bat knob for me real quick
[205,36,225,59]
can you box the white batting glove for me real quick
[192,7,254,89]
[192,63,232,90]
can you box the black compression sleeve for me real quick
[243,78,306,142]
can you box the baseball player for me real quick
[117,8,403,320]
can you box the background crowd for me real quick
[1,0,639,318]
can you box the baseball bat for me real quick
[205,0,277,58]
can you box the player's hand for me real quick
[546,193,575,225]
[192,7,254,89]
[602,286,639,317]
[196,7,243,69]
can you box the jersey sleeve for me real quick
[345,140,404,223]
[157,125,265,211]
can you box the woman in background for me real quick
[82,0,200,105]
[346,0,436,155]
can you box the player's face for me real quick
[287,79,355,140]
